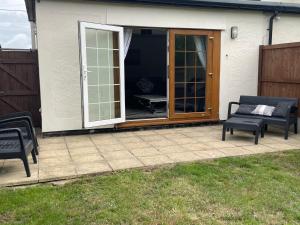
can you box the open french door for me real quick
[79,22,125,128]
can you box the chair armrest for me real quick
[228,101,240,119]
[0,128,25,151]
[0,116,35,136]
[0,120,33,141]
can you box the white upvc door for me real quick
[79,22,125,128]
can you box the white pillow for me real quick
[251,105,275,116]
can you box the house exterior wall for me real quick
[35,0,300,132]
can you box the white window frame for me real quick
[79,22,125,128]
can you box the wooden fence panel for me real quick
[258,42,300,117]
[0,49,41,126]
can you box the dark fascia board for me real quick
[25,0,300,22]
[24,0,35,22]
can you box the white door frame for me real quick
[79,22,125,128]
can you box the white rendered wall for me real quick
[36,0,300,132]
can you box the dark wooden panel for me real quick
[0,49,41,126]
[258,42,300,117]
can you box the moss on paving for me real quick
[0,150,299,225]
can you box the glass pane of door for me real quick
[80,22,125,127]
[174,34,207,113]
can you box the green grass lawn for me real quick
[0,150,299,225]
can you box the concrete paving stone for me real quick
[195,136,222,142]
[1,159,38,173]
[39,165,77,182]
[92,138,120,145]
[206,141,237,149]
[112,132,136,138]
[0,168,38,187]
[123,142,152,149]
[97,144,127,152]
[155,145,186,154]
[167,152,199,162]
[133,130,158,136]
[107,158,144,170]
[224,136,258,147]
[65,135,91,143]
[262,143,295,151]
[198,149,227,158]
[38,136,65,145]
[192,151,216,160]
[241,145,274,154]
[163,133,187,140]
[39,143,67,151]
[173,127,196,133]
[71,153,104,163]
[38,156,73,168]
[75,161,112,175]
[117,136,143,143]
[183,132,209,138]
[138,155,173,166]
[68,146,99,156]
[139,135,168,142]
[154,128,177,135]
[0,160,4,168]
[66,140,95,149]
[102,150,135,160]
[183,143,213,151]
[191,126,215,132]
[38,149,70,159]
[149,139,175,147]
[172,138,198,145]
[130,147,161,157]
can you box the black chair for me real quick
[0,120,37,177]
[0,112,39,155]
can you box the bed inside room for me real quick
[124,28,168,120]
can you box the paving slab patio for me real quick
[0,124,299,187]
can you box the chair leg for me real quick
[265,124,268,131]
[21,157,31,177]
[295,121,298,134]
[255,129,259,145]
[34,145,39,156]
[261,126,264,138]
[284,125,289,140]
[31,150,37,164]
[230,128,233,135]
[222,127,226,141]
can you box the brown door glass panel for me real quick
[196,98,205,112]
[173,33,207,114]
[185,98,195,112]
[175,83,185,98]
[175,99,185,113]
[175,68,185,83]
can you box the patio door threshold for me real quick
[116,117,219,129]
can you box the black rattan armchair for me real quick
[0,112,39,155]
[0,120,37,177]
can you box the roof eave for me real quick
[24,0,35,22]
[24,0,300,23]
[101,0,300,14]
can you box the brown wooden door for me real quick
[0,50,41,127]
[169,29,220,120]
